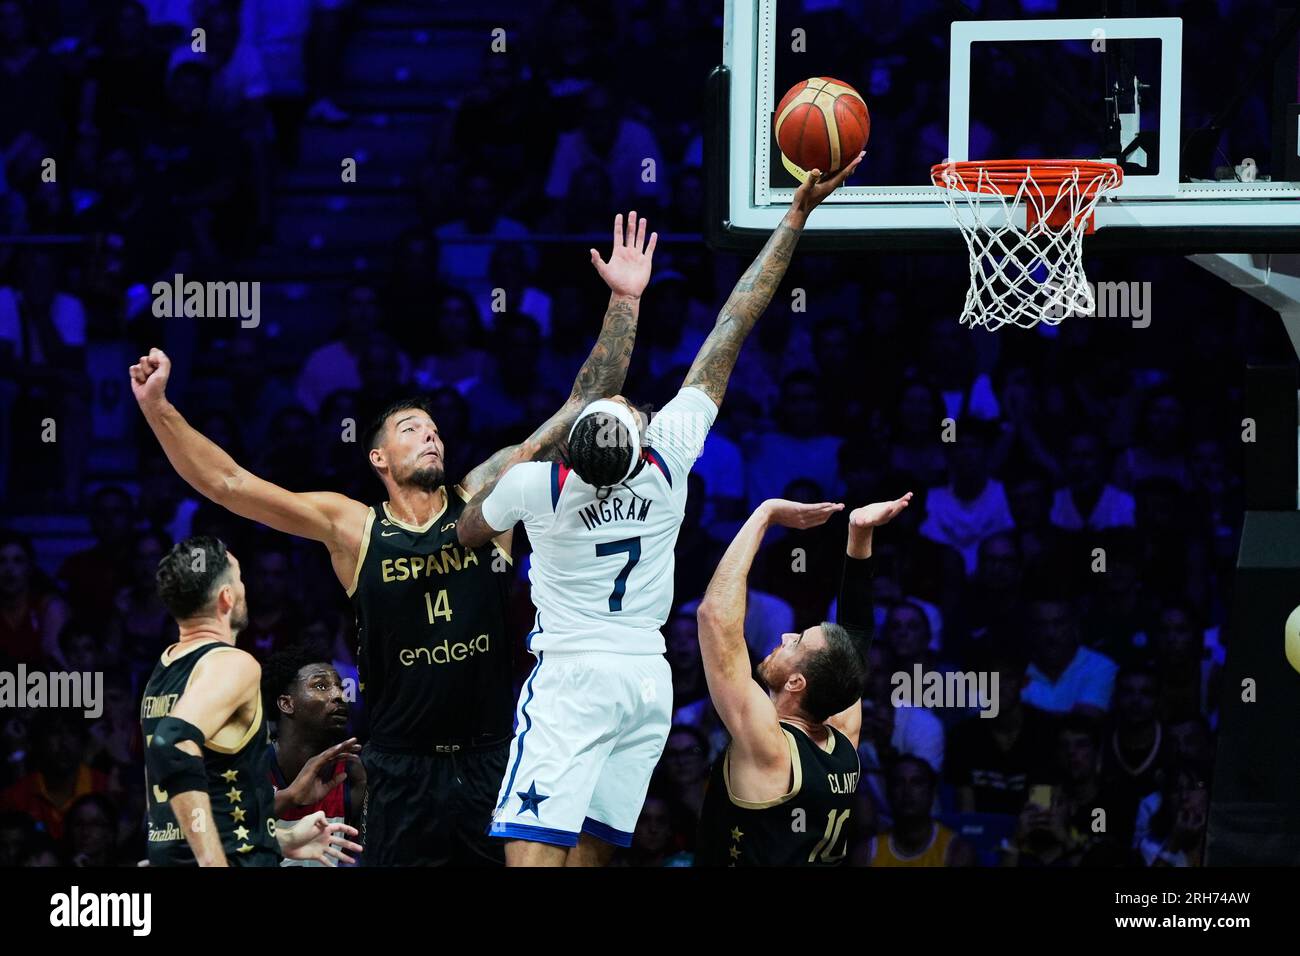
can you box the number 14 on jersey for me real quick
[424,589,452,623]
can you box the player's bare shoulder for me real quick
[320,494,374,589]
[190,643,261,684]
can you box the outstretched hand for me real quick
[762,499,844,530]
[280,810,363,867]
[791,151,865,218]
[590,210,658,299]
[285,737,361,808]
[849,493,913,530]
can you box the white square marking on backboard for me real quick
[948,18,1182,199]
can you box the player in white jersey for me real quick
[458,154,864,866]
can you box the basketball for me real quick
[775,77,870,180]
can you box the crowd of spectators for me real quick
[0,0,1287,866]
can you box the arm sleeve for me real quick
[644,386,718,480]
[479,461,551,532]
[836,554,874,632]
[836,553,874,660]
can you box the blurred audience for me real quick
[0,0,1253,868]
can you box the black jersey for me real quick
[350,488,514,749]
[697,722,861,867]
[140,642,279,867]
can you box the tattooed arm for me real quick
[680,153,864,408]
[456,212,657,548]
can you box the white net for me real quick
[934,162,1122,331]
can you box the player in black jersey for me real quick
[695,494,911,866]
[130,211,656,865]
[141,536,361,866]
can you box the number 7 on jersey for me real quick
[595,537,641,612]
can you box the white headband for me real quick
[569,399,642,484]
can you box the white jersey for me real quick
[481,387,717,654]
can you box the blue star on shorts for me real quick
[516,781,549,817]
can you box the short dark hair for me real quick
[364,396,436,451]
[798,622,869,722]
[566,411,634,489]
[261,641,332,718]
[155,535,233,620]
[888,753,938,788]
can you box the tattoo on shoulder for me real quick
[471,446,520,489]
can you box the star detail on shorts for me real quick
[221,769,239,782]
[234,826,250,842]
[729,846,741,860]
[731,827,743,842]
[227,787,242,804]
[231,807,247,822]
[516,781,549,817]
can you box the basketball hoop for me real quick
[930,159,1123,331]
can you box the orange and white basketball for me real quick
[774,77,870,181]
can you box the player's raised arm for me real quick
[457,211,656,545]
[679,152,863,408]
[823,493,913,748]
[146,648,261,867]
[696,499,844,765]
[273,737,362,818]
[129,349,368,584]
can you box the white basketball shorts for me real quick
[489,650,673,847]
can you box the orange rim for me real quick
[930,159,1123,197]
